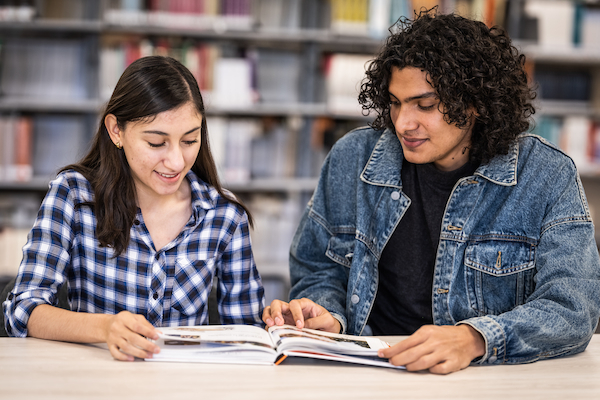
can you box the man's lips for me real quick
[401,136,427,148]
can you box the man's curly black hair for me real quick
[358,8,536,164]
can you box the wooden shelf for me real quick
[225,178,318,193]
[535,100,596,117]
[0,98,103,113]
[0,19,102,33]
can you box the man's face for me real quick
[388,67,474,171]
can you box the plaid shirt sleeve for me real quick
[216,207,265,326]
[3,174,76,337]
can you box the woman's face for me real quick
[105,102,202,202]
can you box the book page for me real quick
[269,325,389,356]
[148,325,279,365]
[157,324,276,350]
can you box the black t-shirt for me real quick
[367,158,479,335]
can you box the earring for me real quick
[115,142,122,149]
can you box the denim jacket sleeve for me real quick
[459,150,600,365]
[289,157,352,333]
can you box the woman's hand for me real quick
[104,311,161,361]
[262,298,341,333]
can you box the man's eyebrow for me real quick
[142,127,201,136]
[389,91,438,103]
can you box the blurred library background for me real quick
[1,0,600,304]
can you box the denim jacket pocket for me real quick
[326,235,355,268]
[171,256,215,316]
[464,239,536,316]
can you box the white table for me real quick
[1,335,600,400]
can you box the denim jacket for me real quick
[290,127,600,365]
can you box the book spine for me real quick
[13,116,33,182]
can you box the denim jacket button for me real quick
[391,191,400,200]
[351,294,360,304]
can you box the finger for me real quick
[108,343,134,362]
[115,334,158,360]
[262,306,274,326]
[288,300,307,329]
[383,338,435,367]
[303,313,340,333]
[428,360,460,375]
[110,313,160,355]
[127,315,160,341]
[378,333,427,359]
[268,300,291,326]
[129,331,161,356]
[397,348,440,371]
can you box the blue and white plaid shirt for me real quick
[3,170,265,337]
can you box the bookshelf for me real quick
[2,0,600,296]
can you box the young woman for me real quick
[3,56,265,361]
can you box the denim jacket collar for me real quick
[474,139,519,187]
[360,130,403,189]
[360,129,520,189]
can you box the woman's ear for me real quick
[104,114,122,146]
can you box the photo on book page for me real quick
[156,324,276,350]
[268,325,390,355]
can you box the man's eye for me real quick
[419,104,436,111]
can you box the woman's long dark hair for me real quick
[62,56,252,256]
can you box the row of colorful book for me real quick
[100,39,373,114]
[532,115,600,175]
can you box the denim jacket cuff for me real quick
[457,316,506,365]
[331,312,347,334]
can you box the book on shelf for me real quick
[0,115,33,182]
[559,115,593,172]
[207,116,311,184]
[248,194,301,266]
[389,0,411,24]
[580,6,600,49]
[368,0,392,38]
[330,0,369,36]
[104,0,253,30]
[255,0,301,30]
[39,0,94,20]
[0,194,40,277]
[534,67,591,102]
[0,226,29,277]
[146,323,402,369]
[325,53,373,115]
[100,40,223,101]
[211,57,255,108]
[31,115,87,179]
[0,38,88,101]
[532,115,600,174]
[0,3,35,22]
[253,48,301,104]
[216,117,261,184]
[524,0,575,47]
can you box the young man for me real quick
[263,10,600,374]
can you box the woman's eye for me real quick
[148,142,165,148]
[183,140,199,146]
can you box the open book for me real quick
[146,324,403,369]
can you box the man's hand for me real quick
[378,324,486,374]
[262,298,341,333]
[104,311,161,361]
